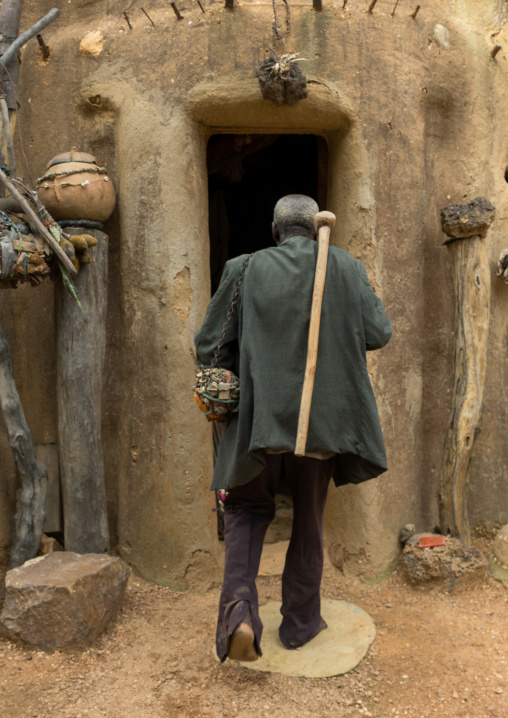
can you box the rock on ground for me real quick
[490,523,508,587]
[399,533,487,591]
[1,552,130,650]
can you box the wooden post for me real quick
[0,0,22,195]
[0,319,48,569]
[0,5,60,189]
[0,96,15,177]
[55,228,109,553]
[438,198,495,542]
[0,0,23,110]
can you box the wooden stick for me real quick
[0,169,77,276]
[0,8,60,68]
[170,2,184,19]
[141,7,156,24]
[295,211,336,457]
[2,237,39,253]
[36,34,51,60]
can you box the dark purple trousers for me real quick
[216,452,336,662]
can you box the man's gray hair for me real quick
[273,195,319,236]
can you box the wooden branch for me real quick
[0,97,15,177]
[0,0,23,39]
[5,237,38,253]
[0,195,21,212]
[0,318,48,568]
[0,0,22,185]
[0,8,60,68]
[56,229,110,553]
[0,169,77,276]
[438,198,495,542]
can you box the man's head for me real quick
[272,195,319,245]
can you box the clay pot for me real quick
[37,150,116,222]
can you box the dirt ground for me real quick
[0,536,507,718]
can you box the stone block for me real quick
[217,599,376,677]
[40,534,64,554]
[400,533,486,591]
[1,552,130,649]
[441,197,496,241]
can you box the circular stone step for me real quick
[218,598,376,678]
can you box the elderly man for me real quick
[195,195,392,663]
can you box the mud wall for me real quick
[0,0,507,583]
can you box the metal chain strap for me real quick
[272,0,291,44]
[210,253,254,368]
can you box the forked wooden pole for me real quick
[295,210,336,456]
[438,198,495,542]
[0,319,48,568]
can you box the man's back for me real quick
[195,235,392,490]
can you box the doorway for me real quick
[207,133,329,540]
[207,133,329,293]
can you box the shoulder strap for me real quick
[210,253,254,368]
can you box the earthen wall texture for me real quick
[0,0,507,585]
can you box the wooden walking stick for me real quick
[295,210,336,457]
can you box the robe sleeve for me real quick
[194,258,243,370]
[356,262,393,351]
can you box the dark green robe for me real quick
[194,236,392,490]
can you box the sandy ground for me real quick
[0,536,507,718]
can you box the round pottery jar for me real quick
[37,150,116,222]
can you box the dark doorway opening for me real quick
[207,134,329,540]
[207,133,328,294]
